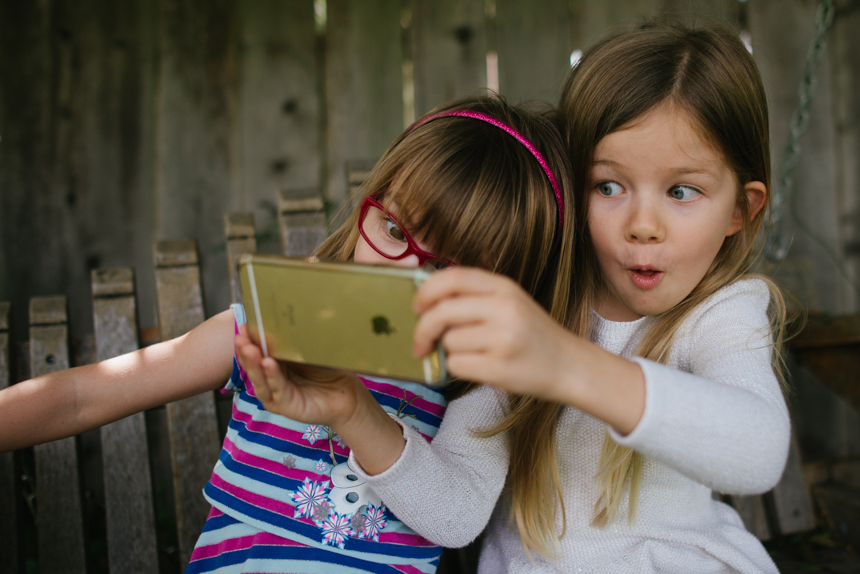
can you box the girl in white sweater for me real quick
[240,24,790,574]
[386,24,789,573]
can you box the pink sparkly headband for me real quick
[412,110,564,251]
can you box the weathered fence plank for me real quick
[749,0,844,314]
[225,213,258,302]
[411,0,487,117]
[494,0,571,103]
[326,0,405,208]
[154,240,222,569]
[92,268,160,573]
[728,494,771,541]
[0,302,19,574]
[156,0,237,328]
[237,0,321,235]
[769,435,816,535]
[830,0,860,310]
[30,296,87,573]
[279,194,327,257]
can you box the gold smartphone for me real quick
[237,254,447,386]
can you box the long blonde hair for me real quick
[494,23,789,556]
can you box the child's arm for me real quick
[0,309,236,453]
[414,269,790,494]
[413,268,647,434]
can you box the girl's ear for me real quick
[727,181,767,236]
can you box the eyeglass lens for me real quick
[361,204,410,257]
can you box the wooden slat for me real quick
[225,213,257,302]
[494,0,571,103]
[411,0,487,117]
[325,0,404,207]
[792,314,860,349]
[830,0,860,293]
[728,494,771,541]
[30,296,86,572]
[153,240,221,569]
[92,268,160,573]
[748,0,843,311]
[278,190,326,257]
[770,434,816,535]
[0,302,19,574]
[237,0,321,241]
[156,0,237,335]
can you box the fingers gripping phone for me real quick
[238,255,447,386]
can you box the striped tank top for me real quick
[200,304,448,571]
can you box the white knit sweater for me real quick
[352,278,790,573]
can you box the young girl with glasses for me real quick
[0,95,577,573]
[404,25,790,573]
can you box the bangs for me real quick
[383,117,557,285]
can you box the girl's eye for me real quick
[596,181,623,197]
[668,185,700,201]
[384,218,407,242]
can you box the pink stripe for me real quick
[191,530,306,561]
[232,404,350,458]
[361,379,447,419]
[209,475,435,548]
[222,436,330,483]
[392,565,434,574]
[209,474,306,522]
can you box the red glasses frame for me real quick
[358,196,455,268]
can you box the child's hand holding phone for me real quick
[234,324,407,475]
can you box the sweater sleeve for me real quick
[608,279,791,495]
[348,384,510,548]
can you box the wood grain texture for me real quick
[30,297,86,573]
[0,1,158,343]
[92,267,160,573]
[325,0,404,207]
[728,494,771,541]
[155,0,237,335]
[494,0,570,103]
[829,1,860,305]
[411,0,487,117]
[225,213,257,303]
[278,191,326,257]
[237,0,321,242]
[0,303,19,574]
[770,434,816,535]
[154,241,221,569]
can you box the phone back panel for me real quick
[238,256,444,384]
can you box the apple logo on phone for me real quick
[372,315,395,335]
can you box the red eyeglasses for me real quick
[358,196,455,270]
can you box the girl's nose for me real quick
[626,197,665,244]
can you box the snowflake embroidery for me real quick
[359,504,387,542]
[312,500,333,523]
[315,459,328,473]
[321,511,354,549]
[291,478,330,519]
[282,455,296,469]
[303,425,322,444]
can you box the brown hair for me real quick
[317,93,580,396]
[496,23,787,556]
